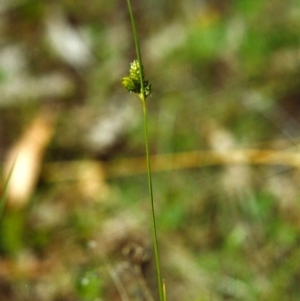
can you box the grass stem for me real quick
[142,99,164,301]
[125,1,165,300]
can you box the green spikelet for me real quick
[122,60,152,98]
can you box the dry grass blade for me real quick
[0,158,16,220]
[43,148,300,182]
[105,149,300,177]
[4,112,55,208]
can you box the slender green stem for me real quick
[125,1,165,301]
[142,98,164,301]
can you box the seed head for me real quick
[122,60,152,99]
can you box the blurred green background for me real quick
[1,0,300,300]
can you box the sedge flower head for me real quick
[122,60,152,99]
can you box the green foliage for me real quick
[187,19,227,62]
[160,201,186,231]
[0,211,25,255]
[233,0,265,16]
[76,269,103,301]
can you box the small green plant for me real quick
[122,1,165,301]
